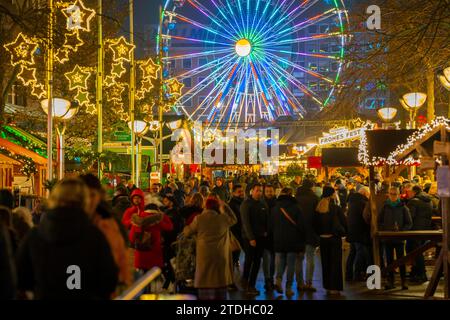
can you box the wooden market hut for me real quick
[362,119,450,298]
[0,153,20,189]
[0,137,48,196]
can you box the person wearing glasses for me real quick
[378,187,413,290]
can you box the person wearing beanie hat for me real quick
[313,185,347,296]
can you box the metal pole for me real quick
[97,0,104,177]
[129,0,136,186]
[158,5,164,183]
[46,0,54,183]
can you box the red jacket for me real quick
[129,209,173,269]
[122,188,145,230]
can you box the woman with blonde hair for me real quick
[16,178,118,299]
[313,186,347,295]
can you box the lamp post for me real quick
[377,107,398,129]
[438,67,450,118]
[41,98,77,180]
[400,92,427,129]
[128,120,149,188]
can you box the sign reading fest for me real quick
[319,121,372,146]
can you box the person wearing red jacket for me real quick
[122,189,145,230]
[129,204,173,271]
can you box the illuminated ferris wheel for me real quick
[159,0,349,130]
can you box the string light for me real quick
[17,65,37,85]
[63,30,84,52]
[3,33,38,66]
[107,83,125,101]
[108,36,135,62]
[55,47,71,64]
[65,64,92,91]
[104,76,115,87]
[111,61,126,78]
[62,0,96,32]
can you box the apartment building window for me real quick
[183,78,192,88]
[308,25,318,34]
[183,58,192,69]
[308,63,318,71]
[199,58,208,66]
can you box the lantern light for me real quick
[377,107,398,122]
[400,92,427,110]
[128,120,149,136]
[40,98,71,118]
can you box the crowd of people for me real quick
[0,170,441,300]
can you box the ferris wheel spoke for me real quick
[163,48,232,62]
[174,13,236,41]
[264,47,340,60]
[221,0,246,38]
[208,0,243,39]
[257,0,319,42]
[267,8,339,43]
[262,53,325,108]
[176,52,235,79]
[186,0,238,40]
[167,35,231,47]
[248,0,272,41]
[252,0,291,44]
[265,51,334,83]
[234,0,247,38]
[264,32,343,47]
[249,58,278,121]
[176,56,237,106]
[249,0,262,40]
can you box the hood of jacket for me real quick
[413,192,432,203]
[276,195,297,206]
[130,188,145,211]
[38,206,91,244]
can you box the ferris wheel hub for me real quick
[235,38,252,57]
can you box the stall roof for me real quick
[0,137,47,166]
[0,153,20,165]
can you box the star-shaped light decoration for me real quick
[107,84,125,101]
[31,83,46,99]
[17,65,37,85]
[55,47,70,64]
[111,61,126,78]
[119,111,129,122]
[142,103,154,114]
[63,31,84,52]
[135,89,146,100]
[85,103,97,115]
[139,58,160,80]
[167,78,184,96]
[65,64,91,91]
[352,118,365,129]
[112,103,125,114]
[104,76,115,87]
[108,36,135,62]
[140,78,154,93]
[4,33,38,66]
[62,0,96,32]
[144,114,154,123]
[74,89,90,106]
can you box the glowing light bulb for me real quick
[235,39,251,57]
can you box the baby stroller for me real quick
[171,234,197,295]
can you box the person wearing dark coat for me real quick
[212,177,229,202]
[0,220,16,300]
[228,184,245,268]
[346,187,371,281]
[335,180,348,210]
[405,185,433,283]
[313,186,347,295]
[16,179,118,299]
[295,180,319,291]
[272,189,305,296]
[379,187,412,290]
[0,189,14,209]
[262,184,277,292]
[240,183,269,296]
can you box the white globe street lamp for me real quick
[400,92,427,129]
[41,98,77,179]
[128,120,150,187]
[377,107,398,129]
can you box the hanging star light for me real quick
[17,65,37,85]
[144,114,154,123]
[31,83,46,99]
[112,103,125,114]
[111,61,126,78]
[104,76,115,87]
[85,103,97,114]
[74,89,90,106]
[139,58,160,80]
[107,83,125,101]
[140,78,154,93]
[65,64,92,91]
[62,0,96,32]
[135,89,146,100]
[108,36,135,62]
[142,103,154,114]
[55,47,71,64]
[167,78,183,96]
[119,111,129,122]
[4,33,38,66]
[63,31,84,52]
